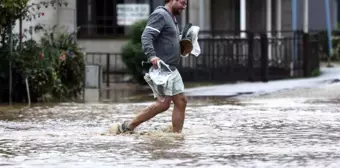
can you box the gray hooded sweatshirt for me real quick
[141,6,181,68]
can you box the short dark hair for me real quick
[164,0,170,4]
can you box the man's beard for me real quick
[173,8,181,15]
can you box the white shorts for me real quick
[145,69,185,100]
[163,69,185,96]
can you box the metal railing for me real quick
[85,52,129,86]
[85,30,320,85]
[178,31,319,82]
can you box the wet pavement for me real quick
[1,90,340,168]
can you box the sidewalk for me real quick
[184,65,340,97]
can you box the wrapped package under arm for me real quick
[180,23,201,57]
[141,12,165,62]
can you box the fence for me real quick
[85,30,320,85]
[178,31,319,82]
[85,52,129,86]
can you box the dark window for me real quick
[77,0,152,38]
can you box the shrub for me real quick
[7,25,85,102]
[37,25,85,101]
[121,19,149,85]
[0,0,75,103]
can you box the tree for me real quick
[0,0,69,40]
[0,0,29,30]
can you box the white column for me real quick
[199,0,205,30]
[267,0,272,60]
[277,0,282,38]
[240,0,246,38]
[181,7,186,29]
[266,0,272,34]
[276,0,282,63]
[239,0,247,60]
[304,0,309,33]
[204,0,211,31]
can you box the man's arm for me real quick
[141,12,165,62]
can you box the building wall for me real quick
[14,0,339,51]
[281,0,292,31]
[282,0,338,32]
[78,39,127,53]
[15,0,339,61]
[307,0,338,31]
[14,0,212,53]
[58,0,77,32]
[13,0,76,42]
[209,0,338,33]
[78,0,187,54]
[211,0,236,31]
[247,0,267,32]
[188,0,211,30]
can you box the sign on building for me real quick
[117,4,150,26]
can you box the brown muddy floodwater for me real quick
[0,97,340,168]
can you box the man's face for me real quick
[171,0,187,15]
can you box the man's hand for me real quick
[151,57,160,69]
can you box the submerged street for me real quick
[1,0,337,167]
[1,80,340,168]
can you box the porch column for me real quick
[276,0,282,65]
[240,0,246,38]
[185,0,189,25]
[304,0,309,33]
[325,0,333,58]
[199,0,205,30]
[292,0,297,76]
[267,0,272,60]
[277,0,282,37]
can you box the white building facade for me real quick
[14,0,338,54]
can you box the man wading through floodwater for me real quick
[117,0,188,133]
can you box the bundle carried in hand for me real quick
[180,23,201,57]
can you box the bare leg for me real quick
[171,93,187,133]
[129,97,171,130]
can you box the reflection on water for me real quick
[100,88,152,103]
[99,86,243,104]
[1,98,340,167]
[99,83,153,103]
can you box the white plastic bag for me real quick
[149,60,172,85]
[144,60,173,102]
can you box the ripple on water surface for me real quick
[0,99,340,167]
